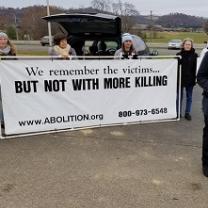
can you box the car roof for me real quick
[42,13,120,21]
[42,13,121,38]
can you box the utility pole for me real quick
[14,14,19,40]
[150,10,153,42]
[46,0,52,47]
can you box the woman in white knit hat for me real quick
[0,32,16,56]
[114,33,137,59]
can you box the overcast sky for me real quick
[2,0,208,17]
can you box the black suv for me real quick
[43,13,152,56]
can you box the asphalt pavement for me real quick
[0,84,208,207]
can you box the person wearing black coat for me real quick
[176,38,198,120]
[197,51,208,177]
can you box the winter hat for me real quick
[0,32,8,39]
[122,33,133,43]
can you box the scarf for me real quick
[0,46,11,55]
[53,44,71,57]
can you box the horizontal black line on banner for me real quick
[0,55,181,60]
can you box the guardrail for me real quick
[12,40,40,45]
[12,41,205,49]
[146,43,205,50]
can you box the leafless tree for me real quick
[91,0,111,12]
[20,6,63,40]
[112,0,139,32]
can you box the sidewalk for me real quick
[0,86,207,208]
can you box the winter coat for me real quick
[0,48,16,61]
[114,48,138,59]
[177,49,198,87]
[49,45,76,58]
[197,51,208,95]
[197,51,208,116]
[0,48,16,56]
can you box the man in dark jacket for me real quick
[176,39,198,120]
[197,51,208,177]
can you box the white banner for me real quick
[0,59,178,135]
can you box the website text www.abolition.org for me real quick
[18,114,104,127]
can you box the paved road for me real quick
[15,42,204,55]
[0,85,208,207]
[149,48,202,56]
[16,44,49,52]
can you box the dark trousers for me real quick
[203,116,208,166]
[177,85,194,115]
[202,96,208,166]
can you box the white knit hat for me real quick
[122,33,133,43]
[0,32,8,39]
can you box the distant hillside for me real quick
[132,13,206,29]
[156,13,205,28]
[0,6,207,40]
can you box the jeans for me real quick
[177,85,194,114]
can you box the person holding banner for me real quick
[176,38,198,120]
[197,51,208,177]
[114,33,137,59]
[0,32,16,128]
[49,33,76,59]
[0,32,16,56]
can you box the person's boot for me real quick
[203,165,208,177]
[185,113,192,121]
